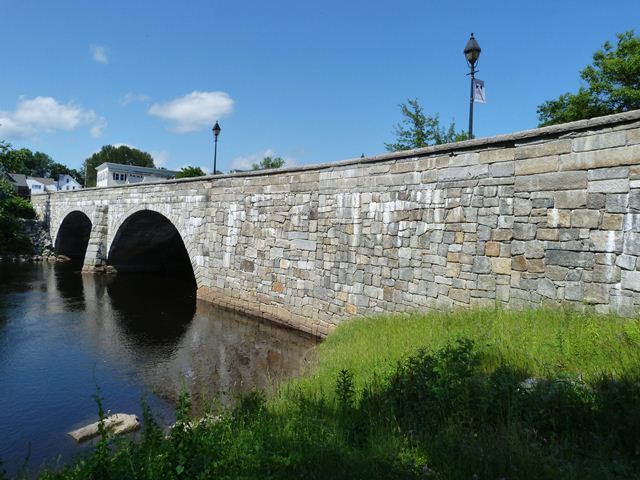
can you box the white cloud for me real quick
[230,149,273,171]
[230,149,298,171]
[151,150,170,168]
[148,91,233,133]
[91,44,108,64]
[90,117,107,137]
[120,92,150,106]
[0,96,106,139]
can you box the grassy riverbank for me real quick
[20,308,640,479]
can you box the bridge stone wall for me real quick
[32,111,640,337]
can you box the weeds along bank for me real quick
[23,309,640,480]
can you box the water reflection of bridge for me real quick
[48,263,316,407]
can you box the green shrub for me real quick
[0,177,35,255]
[0,214,32,255]
[2,196,35,219]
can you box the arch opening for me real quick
[55,211,92,261]
[108,210,196,285]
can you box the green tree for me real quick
[252,156,285,170]
[0,142,82,182]
[0,177,34,254]
[82,145,154,187]
[538,30,640,126]
[0,142,12,173]
[175,166,206,178]
[1,148,53,177]
[385,98,468,152]
[49,162,84,185]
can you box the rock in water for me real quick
[68,413,140,442]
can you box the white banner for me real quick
[473,78,486,104]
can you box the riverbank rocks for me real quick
[0,219,57,262]
[30,110,640,335]
[21,218,55,256]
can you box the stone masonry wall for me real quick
[32,111,640,337]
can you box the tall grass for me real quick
[29,308,640,479]
[288,308,640,396]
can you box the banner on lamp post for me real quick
[473,78,486,104]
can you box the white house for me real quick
[57,174,82,191]
[26,177,58,195]
[95,163,178,187]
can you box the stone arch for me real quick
[51,205,94,248]
[107,207,198,286]
[54,210,92,261]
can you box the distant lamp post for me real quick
[212,121,221,175]
[464,33,481,139]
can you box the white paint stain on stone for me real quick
[606,230,617,253]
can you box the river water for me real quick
[0,261,316,476]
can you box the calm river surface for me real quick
[0,261,316,476]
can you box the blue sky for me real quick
[0,0,638,174]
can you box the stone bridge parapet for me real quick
[31,110,640,336]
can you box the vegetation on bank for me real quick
[5,308,640,479]
[0,178,35,255]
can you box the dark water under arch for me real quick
[55,211,92,262]
[107,210,195,283]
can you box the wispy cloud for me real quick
[120,92,150,106]
[151,150,170,168]
[230,149,298,171]
[90,44,108,64]
[0,96,106,139]
[148,91,233,133]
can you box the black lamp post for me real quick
[464,33,481,139]
[212,121,221,175]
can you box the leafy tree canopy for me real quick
[0,141,82,182]
[0,177,35,254]
[176,166,206,178]
[537,30,640,126]
[83,145,154,187]
[385,98,468,152]
[252,156,285,170]
[0,177,15,202]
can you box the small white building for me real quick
[95,163,178,187]
[26,177,58,195]
[57,174,82,191]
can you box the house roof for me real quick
[6,173,28,188]
[30,177,57,186]
[95,162,178,176]
[58,174,80,183]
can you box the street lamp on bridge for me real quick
[464,33,481,139]
[212,121,221,175]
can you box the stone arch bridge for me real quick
[32,111,640,336]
